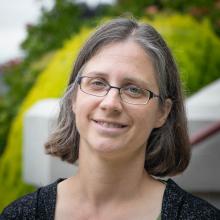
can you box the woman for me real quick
[1,18,220,220]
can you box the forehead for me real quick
[83,41,158,90]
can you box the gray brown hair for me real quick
[45,18,190,177]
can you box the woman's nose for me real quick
[99,88,123,113]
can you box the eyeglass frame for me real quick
[77,76,162,105]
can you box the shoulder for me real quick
[0,190,38,220]
[162,179,220,220]
[0,179,63,220]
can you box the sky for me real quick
[0,0,114,64]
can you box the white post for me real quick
[23,99,78,186]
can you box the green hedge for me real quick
[0,52,55,155]
[1,15,220,211]
[0,27,92,210]
[148,14,220,95]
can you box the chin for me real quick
[94,142,122,153]
[91,140,126,156]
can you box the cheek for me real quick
[72,97,86,131]
[133,110,157,142]
[73,94,98,129]
[74,106,90,140]
[138,118,153,138]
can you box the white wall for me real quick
[23,99,78,186]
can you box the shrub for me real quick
[0,28,92,210]
[0,52,55,155]
[148,14,220,95]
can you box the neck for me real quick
[74,143,154,207]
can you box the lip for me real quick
[92,119,129,135]
[93,119,128,127]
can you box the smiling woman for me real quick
[1,18,220,220]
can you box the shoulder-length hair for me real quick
[45,18,190,177]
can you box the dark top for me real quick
[1,179,220,220]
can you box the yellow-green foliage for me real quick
[0,28,93,210]
[1,15,220,211]
[148,14,220,94]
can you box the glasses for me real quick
[77,76,161,105]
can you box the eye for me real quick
[88,78,108,90]
[123,85,145,98]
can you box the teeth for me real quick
[96,121,124,128]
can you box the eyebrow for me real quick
[84,71,153,89]
[123,76,153,89]
[84,71,108,78]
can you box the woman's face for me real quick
[73,40,169,159]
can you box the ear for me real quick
[154,99,172,128]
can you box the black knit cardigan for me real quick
[1,179,220,220]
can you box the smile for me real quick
[93,120,128,129]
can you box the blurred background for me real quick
[0,0,220,211]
